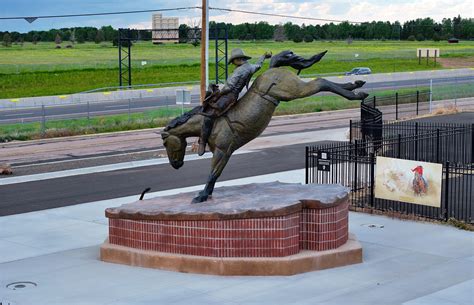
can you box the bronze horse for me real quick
[161,51,368,203]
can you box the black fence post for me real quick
[349,120,353,143]
[305,146,309,184]
[395,92,399,120]
[397,134,402,158]
[436,129,440,163]
[415,122,419,160]
[127,29,132,87]
[418,49,421,65]
[369,153,375,207]
[118,29,122,87]
[373,96,376,108]
[471,124,474,164]
[416,91,419,115]
[444,161,450,221]
[353,140,358,192]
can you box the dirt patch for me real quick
[437,57,474,68]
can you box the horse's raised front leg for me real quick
[304,78,368,100]
[192,147,231,203]
[336,80,366,91]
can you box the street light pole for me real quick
[200,0,209,103]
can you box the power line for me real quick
[209,7,364,24]
[1,5,437,26]
[0,7,200,21]
[0,5,364,24]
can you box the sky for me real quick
[0,0,472,32]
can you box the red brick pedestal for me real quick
[101,182,362,275]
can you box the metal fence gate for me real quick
[306,121,473,223]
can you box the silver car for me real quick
[345,67,372,75]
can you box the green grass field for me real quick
[1,40,473,99]
[0,107,191,142]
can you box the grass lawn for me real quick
[0,107,192,142]
[1,40,473,99]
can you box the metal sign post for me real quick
[316,150,331,172]
[429,79,433,113]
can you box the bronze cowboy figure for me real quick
[198,48,272,155]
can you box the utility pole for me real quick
[200,0,209,103]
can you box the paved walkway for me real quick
[0,170,473,305]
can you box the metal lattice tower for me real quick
[117,27,226,87]
[211,26,228,84]
[118,28,132,88]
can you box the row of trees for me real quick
[1,16,473,47]
[1,26,116,46]
[210,16,473,41]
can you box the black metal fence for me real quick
[350,121,474,162]
[362,90,431,120]
[306,121,473,223]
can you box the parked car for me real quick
[345,67,372,75]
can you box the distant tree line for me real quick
[1,26,117,46]
[1,15,472,47]
[208,15,473,42]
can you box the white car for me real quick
[345,67,372,75]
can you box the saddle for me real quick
[201,84,238,118]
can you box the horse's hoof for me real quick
[355,80,366,88]
[198,143,206,156]
[358,92,369,100]
[191,195,208,204]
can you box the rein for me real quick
[255,82,280,106]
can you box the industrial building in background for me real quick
[152,13,179,43]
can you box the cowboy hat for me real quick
[228,48,252,64]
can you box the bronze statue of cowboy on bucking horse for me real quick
[162,49,368,203]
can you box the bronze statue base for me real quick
[100,235,362,276]
[100,182,362,275]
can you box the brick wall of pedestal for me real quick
[300,202,349,251]
[108,200,349,257]
[109,214,300,257]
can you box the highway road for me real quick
[0,141,325,216]
[0,75,472,124]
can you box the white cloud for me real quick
[208,0,472,25]
[128,21,152,29]
[1,0,471,32]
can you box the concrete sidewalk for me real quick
[1,169,473,305]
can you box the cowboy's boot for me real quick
[198,116,214,156]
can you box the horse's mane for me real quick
[164,105,202,131]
